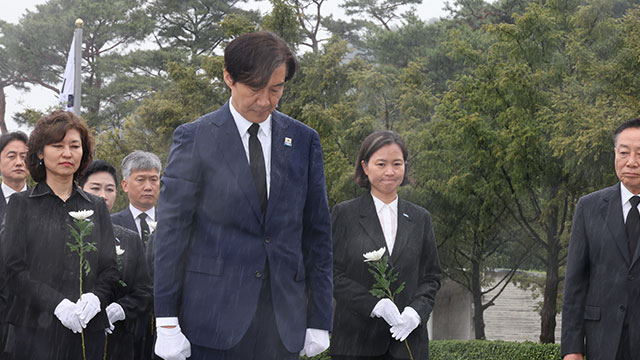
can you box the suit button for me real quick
[255,271,263,278]
[620,305,626,312]
[629,275,635,281]
[264,237,271,244]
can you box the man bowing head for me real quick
[153,31,333,360]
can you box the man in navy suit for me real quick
[153,31,333,360]
[0,131,28,359]
[562,118,640,360]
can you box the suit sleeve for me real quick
[154,122,202,317]
[561,198,589,357]
[116,232,153,320]
[90,200,119,307]
[331,202,382,317]
[408,210,441,325]
[301,131,334,331]
[2,196,65,312]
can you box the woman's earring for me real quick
[39,160,43,166]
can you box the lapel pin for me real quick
[284,137,292,147]
[402,213,409,218]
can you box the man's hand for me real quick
[371,298,403,326]
[390,307,421,341]
[299,328,329,357]
[54,299,83,333]
[563,354,584,360]
[76,293,101,328]
[155,325,191,360]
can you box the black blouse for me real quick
[1,182,118,331]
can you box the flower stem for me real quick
[404,340,414,360]
[103,335,108,360]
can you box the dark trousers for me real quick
[12,323,105,360]
[190,272,297,360]
[616,325,631,360]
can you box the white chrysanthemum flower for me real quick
[69,210,94,221]
[115,245,125,256]
[363,247,386,262]
[148,221,157,233]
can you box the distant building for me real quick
[430,270,562,342]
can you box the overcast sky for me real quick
[1,0,452,133]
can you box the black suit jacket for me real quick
[112,225,153,339]
[1,182,118,331]
[111,208,137,234]
[330,193,441,359]
[562,183,640,358]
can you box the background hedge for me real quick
[430,340,561,360]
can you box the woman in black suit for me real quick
[330,130,441,360]
[1,111,118,360]
[78,160,153,360]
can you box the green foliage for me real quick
[430,340,560,360]
[67,217,96,295]
[262,0,302,49]
[367,255,406,301]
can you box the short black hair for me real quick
[614,118,640,146]
[0,131,28,154]
[78,160,118,189]
[354,130,409,189]
[224,31,296,89]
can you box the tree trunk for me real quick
[471,260,486,339]
[540,237,560,343]
[0,87,8,134]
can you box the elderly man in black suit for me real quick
[0,131,28,359]
[562,118,640,360]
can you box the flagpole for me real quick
[73,18,83,115]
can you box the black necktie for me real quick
[626,196,640,257]
[248,123,267,214]
[139,212,150,247]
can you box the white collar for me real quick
[371,193,398,214]
[229,98,272,138]
[129,203,155,221]
[2,181,26,201]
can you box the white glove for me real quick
[76,292,101,328]
[299,328,329,357]
[106,302,126,324]
[371,298,403,326]
[390,307,421,341]
[155,325,191,360]
[54,299,83,333]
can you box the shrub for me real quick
[430,340,560,360]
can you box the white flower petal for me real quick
[148,221,157,233]
[363,247,386,262]
[115,245,125,256]
[69,210,94,220]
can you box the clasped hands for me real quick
[371,298,421,342]
[54,293,101,333]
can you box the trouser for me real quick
[190,266,297,360]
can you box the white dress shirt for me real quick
[621,183,639,224]
[371,193,398,255]
[129,204,156,239]
[229,99,272,198]
[2,182,27,204]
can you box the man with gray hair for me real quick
[111,150,161,360]
[111,150,161,248]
